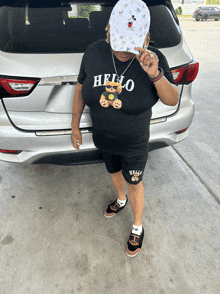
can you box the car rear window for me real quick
[0,0,181,54]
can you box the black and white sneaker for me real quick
[126,227,144,257]
[104,196,128,218]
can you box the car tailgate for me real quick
[1,51,93,130]
[1,38,193,130]
[152,39,193,119]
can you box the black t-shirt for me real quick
[78,40,176,155]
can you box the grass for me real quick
[206,0,220,4]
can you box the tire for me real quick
[215,19,218,21]
[195,18,200,21]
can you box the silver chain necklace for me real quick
[111,51,135,83]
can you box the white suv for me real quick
[0,0,199,165]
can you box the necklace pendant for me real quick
[111,51,135,85]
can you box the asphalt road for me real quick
[0,19,220,294]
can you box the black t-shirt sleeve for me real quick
[77,42,95,84]
[77,53,87,85]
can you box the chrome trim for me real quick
[35,129,91,136]
[35,119,167,137]
[39,75,78,86]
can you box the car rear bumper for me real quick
[0,88,195,165]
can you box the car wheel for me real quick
[195,18,200,21]
[215,19,218,21]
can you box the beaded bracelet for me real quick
[149,67,164,83]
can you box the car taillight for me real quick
[171,60,199,85]
[0,77,39,96]
[0,149,19,154]
[197,11,202,13]
[175,127,189,134]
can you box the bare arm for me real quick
[71,82,85,150]
[152,75,179,106]
[135,47,179,106]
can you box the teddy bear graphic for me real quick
[99,81,122,109]
[131,172,140,182]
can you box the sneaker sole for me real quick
[126,246,141,257]
[104,211,116,218]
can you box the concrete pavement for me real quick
[177,17,220,200]
[0,145,220,293]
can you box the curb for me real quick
[178,17,194,21]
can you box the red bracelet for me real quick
[149,67,164,83]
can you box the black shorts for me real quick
[102,151,148,185]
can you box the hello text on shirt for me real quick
[93,74,135,92]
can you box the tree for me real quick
[175,6,183,15]
[77,4,96,18]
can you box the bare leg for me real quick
[111,170,126,201]
[126,181,144,226]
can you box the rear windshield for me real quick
[0,0,181,54]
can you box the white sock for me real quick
[132,224,143,236]
[117,198,126,207]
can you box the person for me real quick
[71,0,179,257]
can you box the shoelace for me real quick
[129,234,140,246]
[111,202,121,211]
